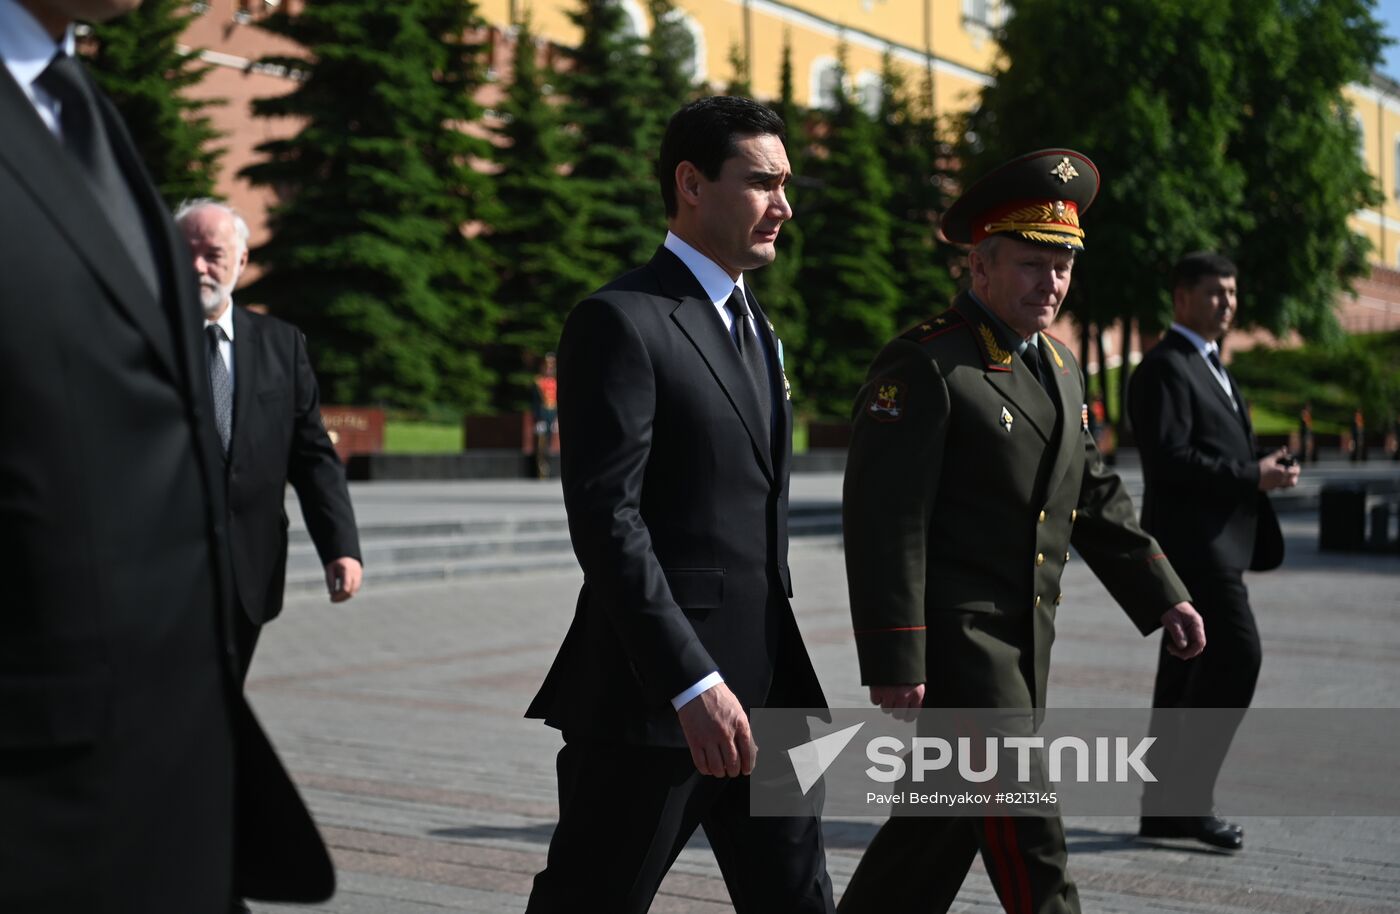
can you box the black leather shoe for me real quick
[1139,815,1244,850]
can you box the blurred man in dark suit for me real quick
[176,199,362,680]
[1130,251,1298,850]
[0,2,332,910]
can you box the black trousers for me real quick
[1143,565,1260,813]
[526,739,835,914]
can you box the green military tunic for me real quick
[843,292,1190,710]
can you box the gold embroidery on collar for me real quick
[978,324,1013,366]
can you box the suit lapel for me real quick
[1169,331,1253,450]
[1040,332,1082,498]
[231,307,255,462]
[1223,365,1256,444]
[656,249,775,482]
[0,67,181,385]
[958,297,1056,442]
[748,289,789,478]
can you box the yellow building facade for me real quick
[473,0,1001,118]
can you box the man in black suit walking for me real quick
[1128,252,1298,850]
[175,199,363,679]
[525,96,835,913]
[0,2,332,910]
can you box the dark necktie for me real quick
[207,325,233,454]
[1022,338,1056,401]
[725,288,771,444]
[36,52,159,296]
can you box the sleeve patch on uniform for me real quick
[867,379,907,422]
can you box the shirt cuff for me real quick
[671,671,724,710]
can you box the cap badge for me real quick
[1051,157,1079,184]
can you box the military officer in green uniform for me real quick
[839,149,1207,914]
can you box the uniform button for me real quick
[1065,551,1071,562]
[1034,595,1041,608]
[1071,509,1078,522]
[1038,510,1047,523]
[1035,552,1045,566]
[1055,593,1063,605]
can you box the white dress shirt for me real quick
[1168,323,1235,408]
[664,231,755,338]
[0,0,75,139]
[205,304,236,391]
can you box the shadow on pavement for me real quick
[430,824,557,844]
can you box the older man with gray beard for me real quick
[176,199,363,682]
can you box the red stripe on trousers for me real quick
[983,816,1023,914]
[1001,815,1034,914]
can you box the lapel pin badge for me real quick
[1000,406,1014,432]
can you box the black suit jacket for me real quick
[526,247,826,747]
[1128,329,1283,572]
[227,307,360,626]
[0,58,331,910]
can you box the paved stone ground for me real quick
[250,497,1400,913]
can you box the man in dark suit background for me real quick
[525,96,835,913]
[1129,251,1298,850]
[175,199,362,679]
[0,2,332,910]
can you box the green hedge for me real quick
[1230,331,1400,435]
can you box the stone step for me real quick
[290,530,574,567]
[284,552,582,592]
[289,516,568,545]
[284,531,844,593]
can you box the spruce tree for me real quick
[724,41,751,97]
[876,53,958,330]
[418,0,502,409]
[560,0,665,279]
[646,0,699,112]
[241,0,497,412]
[488,19,595,411]
[797,51,899,419]
[748,35,806,373]
[86,0,220,205]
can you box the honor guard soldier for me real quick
[838,149,1206,914]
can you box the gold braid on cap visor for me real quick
[980,202,1085,248]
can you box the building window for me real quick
[962,0,1006,30]
[656,9,707,83]
[1355,113,1366,159]
[810,57,843,111]
[619,0,649,38]
[1393,136,1400,200]
[854,70,882,117]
